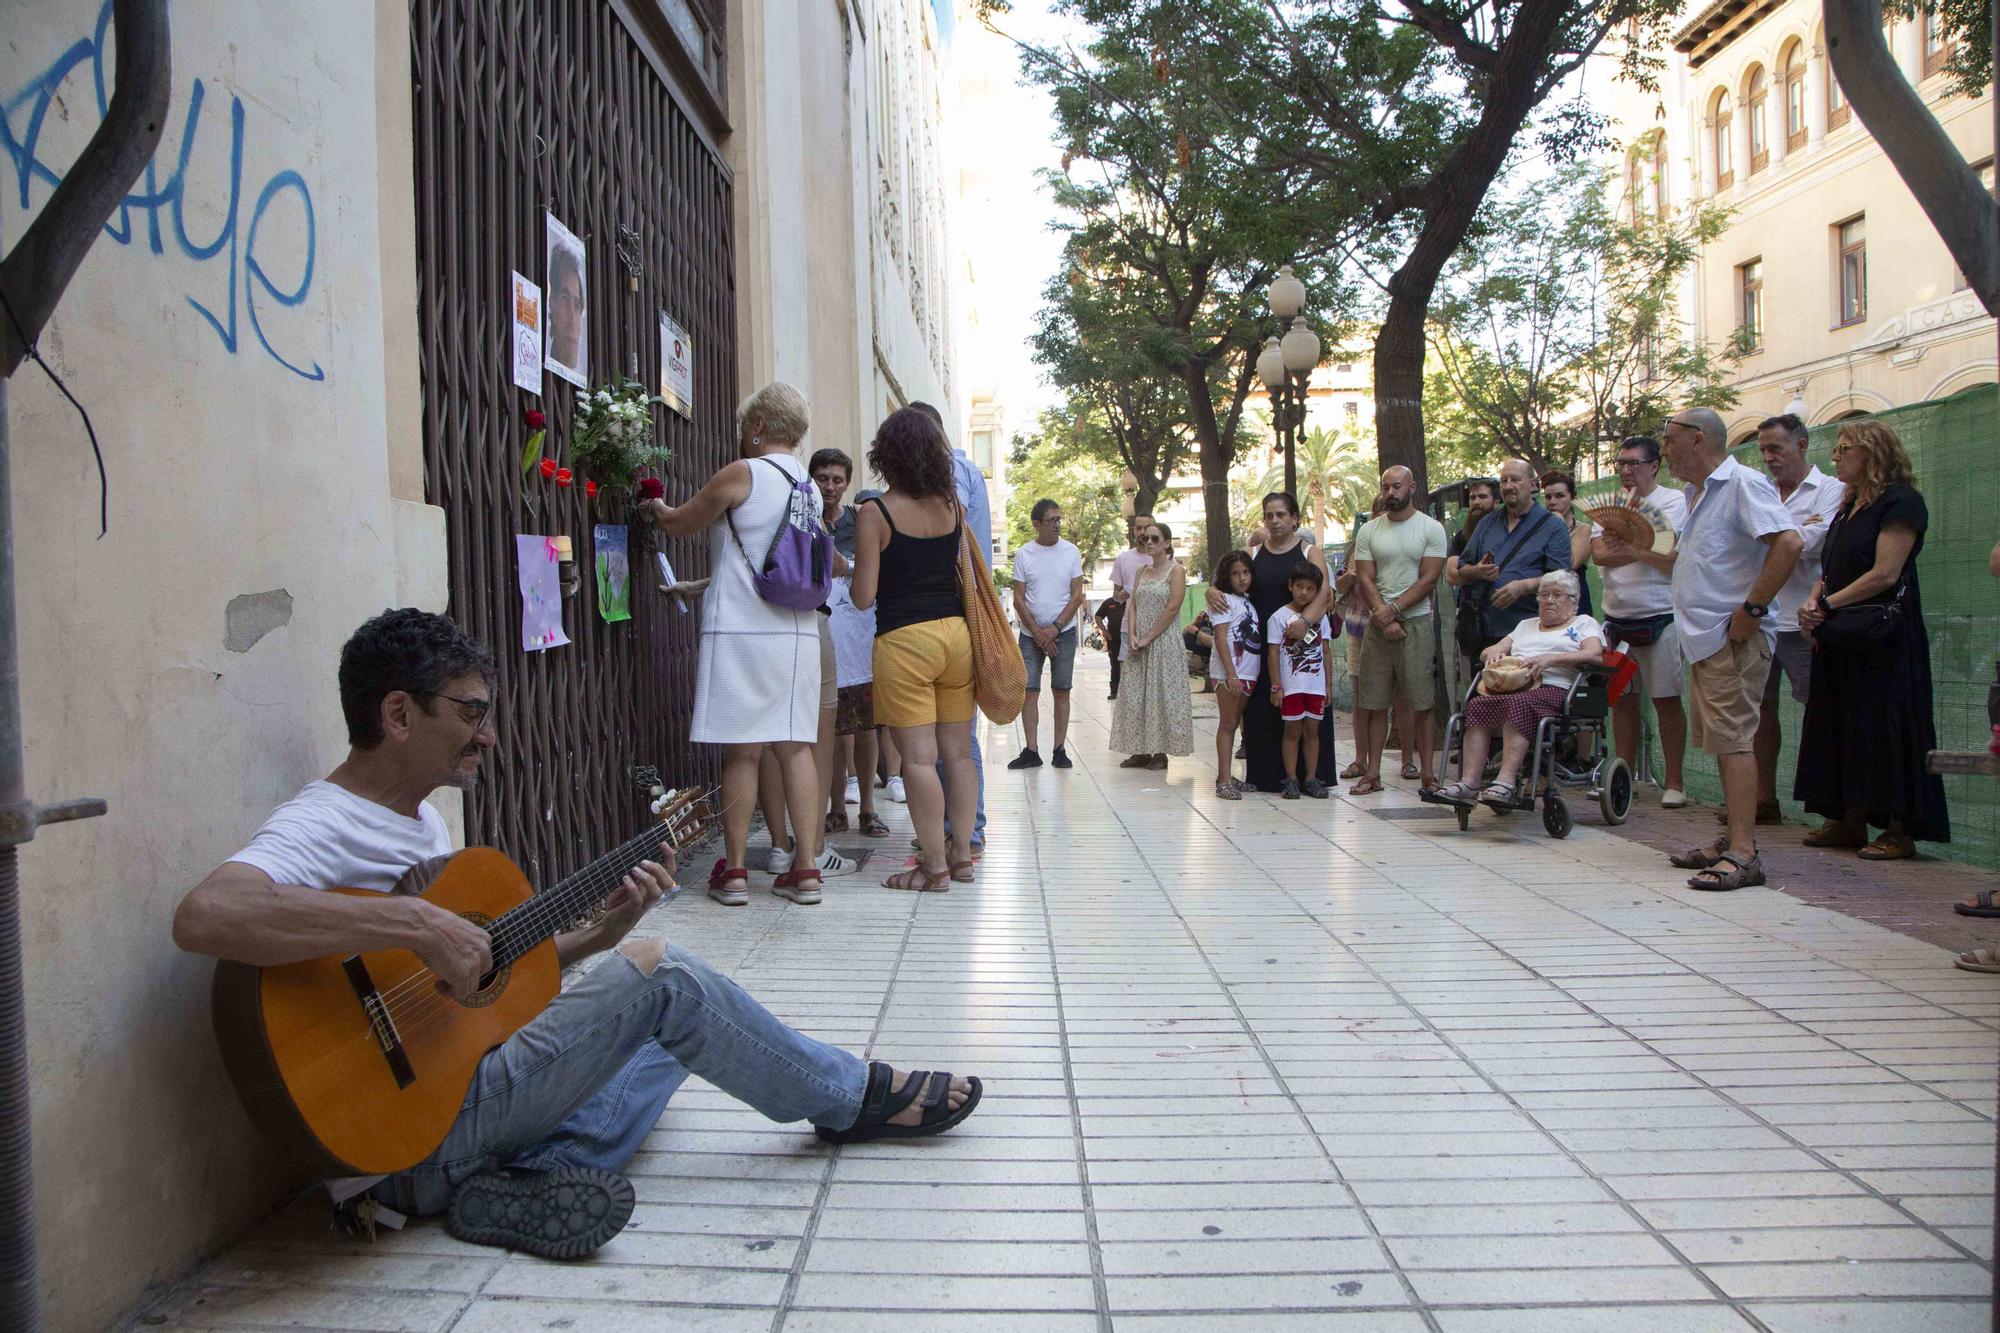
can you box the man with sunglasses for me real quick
[1591,435,1690,809]
[171,610,981,1260]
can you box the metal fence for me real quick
[1565,388,1998,872]
[411,0,736,884]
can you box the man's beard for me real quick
[1385,494,1412,513]
[445,748,484,790]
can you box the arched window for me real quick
[1746,66,1769,172]
[1712,90,1734,188]
[1781,42,1807,151]
[1651,132,1669,215]
[1627,149,1648,220]
[1828,57,1850,129]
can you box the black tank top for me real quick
[1249,539,1313,624]
[867,496,963,636]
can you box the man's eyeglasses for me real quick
[430,692,494,728]
[1615,457,1655,469]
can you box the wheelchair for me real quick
[1427,660,1634,838]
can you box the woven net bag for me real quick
[955,523,1026,724]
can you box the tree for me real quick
[1251,426,1380,544]
[996,0,1368,570]
[1004,410,1129,574]
[1425,160,1743,478]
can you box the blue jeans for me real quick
[938,731,986,849]
[1020,628,1078,693]
[374,944,866,1216]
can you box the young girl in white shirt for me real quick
[1209,551,1261,800]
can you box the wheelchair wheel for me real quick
[1598,757,1633,826]
[1542,794,1573,839]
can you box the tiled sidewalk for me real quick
[135,656,1998,1331]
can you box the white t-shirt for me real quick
[1591,486,1687,620]
[1209,592,1262,684]
[229,780,452,892]
[1502,613,1605,691]
[826,576,876,687]
[1013,538,1084,630]
[1267,606,1331,698]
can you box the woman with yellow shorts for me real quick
[850,407,976,892]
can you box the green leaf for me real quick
[520,429,545,475]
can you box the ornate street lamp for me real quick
[1257,265,1319,496]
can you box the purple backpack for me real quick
[727,457,833,611]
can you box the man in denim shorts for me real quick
[1009,499,1086,769]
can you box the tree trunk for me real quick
[1180,361,1237,572]
[1824,0,1999,317]
[1132,479,1160,521]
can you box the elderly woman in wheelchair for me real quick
[1431,571,1606,810]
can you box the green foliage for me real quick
[1883,0,1992,97]
[1247,426,1380,544]
[1003,409,1130,573]
[1425,160,1742,478]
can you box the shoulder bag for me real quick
[1817,579,1908,649]
[955,512,1027,724]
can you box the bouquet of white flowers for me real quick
[571,377,670,493]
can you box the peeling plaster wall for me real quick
[1,2,446,1326]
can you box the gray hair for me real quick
[736,381,811,445]
[1673,406,1726,452]
[1539,570,1580,600]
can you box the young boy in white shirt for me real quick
[1266,563,1333,800]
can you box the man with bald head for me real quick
[1351,466,1448,791]
[1447,458,1574,661]
[1660,406,1802,891]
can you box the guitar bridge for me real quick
[342,956,416,1090]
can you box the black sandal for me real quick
[1670,837,1729,870]
[1955,889,2000,918]
[1687,850,1766,892]
[815,1062,982,1145]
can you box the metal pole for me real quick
[1282,381,1297,498]
[0,377,32,1330]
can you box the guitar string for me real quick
[274,810,711,1088]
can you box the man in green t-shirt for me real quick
[1351,466,1449,792]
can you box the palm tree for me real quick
[1252,426,1378,545]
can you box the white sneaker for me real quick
[765,844,794,874]
[816,848,857,878]
[844,776,860,805]
[1661,788,1687,809]
[886,776,907,803]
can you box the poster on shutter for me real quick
[510,272,544,394]
[595,525,632,623]
[544,214,589,388]
[659,311,694,419]
[516,535,571,651]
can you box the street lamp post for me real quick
[1257,265,1320,499]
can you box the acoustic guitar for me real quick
[210,788,714,1177]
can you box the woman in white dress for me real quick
[643,382,825,906]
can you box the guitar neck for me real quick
[487,794,705,968]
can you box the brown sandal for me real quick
[1857,834,1915,861]
[1348,777,1384,795]
[1802,821,1866,849]
[949,860,976,883]
[883,865,949,893]
[860,812,891,838]
[825,812,849,834]
[1669,837,1729,870]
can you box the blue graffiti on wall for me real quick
[0,1,324,382]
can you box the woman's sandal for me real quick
[1422,781,1479,807]
[1857,834,1916,861]
[883,864,950,892]
[949,859,977,883]
[707,859,750,907]
[1687,850,1765,892]
[859,812,891,838]
[815,1061,983,1144]
[1955,947,2000,974]
[1478,781,1518,813]
[1802,822,1867,849]
[1348,777,1384,795]
[1954,889,2000,918]
[1669,837,1729,870]
[772,868,823,904]
[1401,762,1421,781]
[825,812,849,834]
[1340,759,1367,780]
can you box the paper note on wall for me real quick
[517,534,571,651]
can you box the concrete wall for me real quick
[2,2,445,1326]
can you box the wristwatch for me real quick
[1742,600,1769,618]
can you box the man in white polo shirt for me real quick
[1009,499,1086,770]
[1591,435,1690,808]
[1747,413,1844,824]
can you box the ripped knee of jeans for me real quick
[617,937,667,975]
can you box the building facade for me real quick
[1597,1,1995,437]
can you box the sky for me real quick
[950,1,1078,441]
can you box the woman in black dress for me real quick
[1793,421,1948,858]
[1213,492,1338,792]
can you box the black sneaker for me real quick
[1302,778,1329,799]
[446,1166,635,1260]
[1281,779,1301,800]
[1050,746,1073,769]
[1007,748,1044,770]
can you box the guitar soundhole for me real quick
[455,911,510,1008]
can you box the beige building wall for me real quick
[1594,1,1994,435]
[728,0,961,483]
[3,1,445,1327]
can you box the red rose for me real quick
[540,458,558,478]
[555,468,573,487]
[586,480,599,498]
[638,477,665,501]
[524,409,546,430]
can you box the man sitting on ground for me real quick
[172,609,980,1259]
